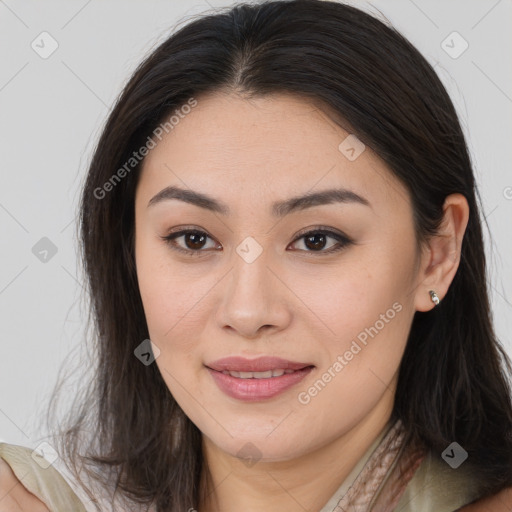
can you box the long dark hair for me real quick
[43,0,512,510]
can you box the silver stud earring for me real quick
[429,290,440,306]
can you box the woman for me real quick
[1,0,511,510]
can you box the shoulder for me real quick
[394,447,484,511]
[0,441,88,512]
[0,456,50,511]
[457,486,512,511]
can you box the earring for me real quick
[429,290,440,306]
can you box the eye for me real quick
[161,226,353,257]
[161,228,220,257]
[288,227,353,254]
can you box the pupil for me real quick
[305,233,326,251]
[187,233,206,250]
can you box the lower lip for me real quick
[207,366,314,402]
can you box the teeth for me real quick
[221,369,292,378]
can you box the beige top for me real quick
[0,423,481,512]
[320,420,481,511]
[0,442,88,511]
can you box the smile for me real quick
[221,369,295,378]
[206,356,315,401]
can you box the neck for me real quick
[198,389,395,512]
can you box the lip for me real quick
[206,356,312,372]
[206,356,314,402]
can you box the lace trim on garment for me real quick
[330,420,425,512]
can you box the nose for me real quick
[214,245,292,340]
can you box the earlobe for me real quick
[414,193,470,312]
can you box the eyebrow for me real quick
[147,185,371,216]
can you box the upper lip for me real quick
[206,356,313,372]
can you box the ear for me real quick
[414,193,470,312]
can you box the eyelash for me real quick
[160,226,353,257]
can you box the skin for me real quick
[133,90,472,511]
[0,91,509,511]
[459,487,512,511]
[0,458,50,512]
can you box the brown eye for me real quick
[162,229,219,256]
[289,229,353,254]
[181,232,208,250]
[161,226,353,257]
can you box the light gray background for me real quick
[1,0,511,448]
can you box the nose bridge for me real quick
[231,235,273,300]
[216,234,290,336]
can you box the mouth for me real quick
[205,356,315,401]
[206,356,313,373]
[219,368,298,379]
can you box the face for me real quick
[134,91,422,462]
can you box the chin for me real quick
[230,438,305,463]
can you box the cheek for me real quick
[138,268,207,354]
[136,235,190,345]
[300,255,413,347]
[294,269,413,442]
[305,241,417,386]
[135,248,210,407]
[135,234,222,369]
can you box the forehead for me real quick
[137,91,410,212]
